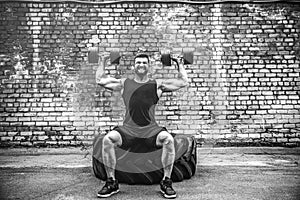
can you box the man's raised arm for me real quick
[95,55,124,91]
[157,57,189,92]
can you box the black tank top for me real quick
[122,78,159,127]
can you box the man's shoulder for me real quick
[154,78,163,86]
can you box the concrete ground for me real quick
[0,146,299,200]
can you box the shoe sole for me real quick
[97,190,119,198]
[160,190,177,199]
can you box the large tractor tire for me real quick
[92,134,197,185]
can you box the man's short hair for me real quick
[134,54,149,63]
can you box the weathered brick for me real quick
[20,131,33,136]
[0,2,299,147]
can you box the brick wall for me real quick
[0,1,299,147]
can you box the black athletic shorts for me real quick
[113,126,171,151]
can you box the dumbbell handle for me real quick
[102,56,109,70]
[171,57,181,70]
[100,53,119,67]
[99,54,123,79]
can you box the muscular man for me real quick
[96,53,189,199]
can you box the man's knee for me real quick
[156,131,174,147]
[103,130,122,147]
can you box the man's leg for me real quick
[156,131,177,199]
[98,130,122,198]
[102,130,122,180]
[156,131,175,179]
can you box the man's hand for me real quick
[95,52,124,91]
[98,52,110,64]
[157,54,189,93]
[170,54,184,70]
[171,54,183,63]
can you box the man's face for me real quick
[134,57,149,77]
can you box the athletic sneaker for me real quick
[97,177,119,198]
[160,177,177,199]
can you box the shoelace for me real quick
[104,180,115,189]
[163,180,173,188]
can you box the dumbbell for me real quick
[88,47,121,65]
[161,51,194,66]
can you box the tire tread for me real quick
[93,134,197,184]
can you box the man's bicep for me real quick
[158,79,187,92]
[98,77,124,91]
[104,82,122,90]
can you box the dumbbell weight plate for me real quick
[183,52,193,65]
[110,52,121,65]
[88,47,99,64]
[161,54,172,66]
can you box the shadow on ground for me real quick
[0,147,299,200]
